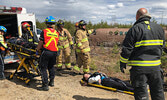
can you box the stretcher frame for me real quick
[80,79,134,95]
[7,43,40,84]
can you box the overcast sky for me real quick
[1,0,167,24]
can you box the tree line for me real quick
[36,19,167,36]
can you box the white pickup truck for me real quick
[0,6,38,64]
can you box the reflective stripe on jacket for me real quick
[43,28,59,51]
[57,28,73,49]
[120,17,165,67]
[75,29,90,53]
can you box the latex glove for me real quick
[36,51,38,55]
[120,61,126,73]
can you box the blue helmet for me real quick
[45,16,56,23]
[0,26,7,33]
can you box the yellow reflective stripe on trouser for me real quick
[128,60,161,66]
[77,43,82,47]
[120,56,128,63]
[70,41,73,45]
[64,43,69,48]
[65,63,71,66]
[81,38,88,42]
[28,39,33,42]
[83,68,89,73]
[76,48,90,53]
[73,66,80,71]
[57,64,62,67]
[135,40,163,47]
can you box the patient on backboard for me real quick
[82,72,134,92]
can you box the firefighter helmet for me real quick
[0,26,7,33]
[45,16,56,23]
[79,20,87,26]
[75,22,79,27]
[22,22,31,28]
[57,19,64,27]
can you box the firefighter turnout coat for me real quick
[57,28,73,68]
[120,17,165,67]
[74,28,91,73]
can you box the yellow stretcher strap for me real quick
[80,80,134,95]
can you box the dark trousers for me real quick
[101,77,134,92]
[39,50,57,84]
[0,54,4,78]
[130,69,165,100]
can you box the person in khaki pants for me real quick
[73,20,91,74]
[56,19,73,70]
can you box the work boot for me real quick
[49,79,54,87]
[66,67,72,70]
[38,83,49,91]
[56,66,62,71]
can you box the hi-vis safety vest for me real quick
[120,17,165,67]
[43,28,59,51]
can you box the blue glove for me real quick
[36,51,38,55]
[120,61,126,73]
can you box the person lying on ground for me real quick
[82,72,134,92]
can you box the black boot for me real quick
[66,67,72,70]
[38,83,49,91]
[49,79,54,87]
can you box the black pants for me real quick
[0,54,4,78]
[101,77,134,92]
[39,50,57,84]
[130,68,165,100]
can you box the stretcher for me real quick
[7,42,40,85]
[80,79,134,95]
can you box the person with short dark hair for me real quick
[82,72,133,92]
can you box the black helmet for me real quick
[79,20,87,26]
[57,19,64,27]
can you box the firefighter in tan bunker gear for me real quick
[73,20,91,74]
[56,20,73,70]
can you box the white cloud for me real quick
[1,0,167,24]
[117,3,124,8]
[43,1,50,5]
[107,5,116,9]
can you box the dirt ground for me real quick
[0,64,166,100]
[1,46,167,100]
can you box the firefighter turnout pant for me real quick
[130,67,165,100]
[0,54,5,78]
[39,50,57,85]
[74,52,90,73]
[57,47,71,69]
